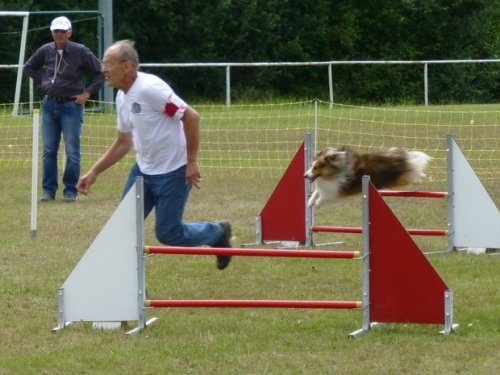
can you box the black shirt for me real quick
[23,41,105,98]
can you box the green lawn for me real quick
[0,101,498,374]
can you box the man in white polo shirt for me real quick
[77,39,232,270]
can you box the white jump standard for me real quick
[53,176,457,336]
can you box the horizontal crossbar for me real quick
[378,190,448,198]
[311,226,447,236]
[146,299,362,309]
[145,246,359,258]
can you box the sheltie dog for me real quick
[304,146,432,208]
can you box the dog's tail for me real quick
[407,151,432,181]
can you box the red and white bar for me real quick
[145,246,360,259]
[146,299,362,309]
[311,226,448,236]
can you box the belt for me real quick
[46,95,74,102]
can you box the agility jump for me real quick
[255,134,500,251]
[53,176,456,337]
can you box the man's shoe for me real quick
[40,192,55,202]
[63,193,76,203]
[214,221,232,270]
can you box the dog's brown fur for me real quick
[304,146,432,208]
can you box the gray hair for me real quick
[110,39,139,67]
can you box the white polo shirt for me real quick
[116,71,188,175]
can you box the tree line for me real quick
[1,0,498,104]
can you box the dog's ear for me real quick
[317,147,335,158]
[322,147,341,157]
[325,150,346,167]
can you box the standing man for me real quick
[24,16,105,202]
[76,40,233,270]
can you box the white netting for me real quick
[0,100,498,203]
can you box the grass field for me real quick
[0,102,498,374]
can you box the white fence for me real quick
[2,59,499,112]
[141,59,500,107]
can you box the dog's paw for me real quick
[308,192,319,208]
[314,199,323,209]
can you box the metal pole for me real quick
[328,63,333,107]
[99,0,114,105]
[424,63,429,106]
[13,13,29,116]
[446,135,455,252]
[226,65,231,107]
[135,177,146,330]
[304,133,313,247]
[349,176,371,337]
[313,99,318,156]
[361,176,371,332]
[30,110,39,238]
[442,290,454,335]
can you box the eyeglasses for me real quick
[102,60,129,69]
[53,29,68,34]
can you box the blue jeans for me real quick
[122,163,223,247]
[41,97,83,197]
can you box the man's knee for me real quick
[156,225,184,246]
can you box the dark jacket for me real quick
[23,41,105,98]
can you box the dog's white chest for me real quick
[308,178,342,208]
